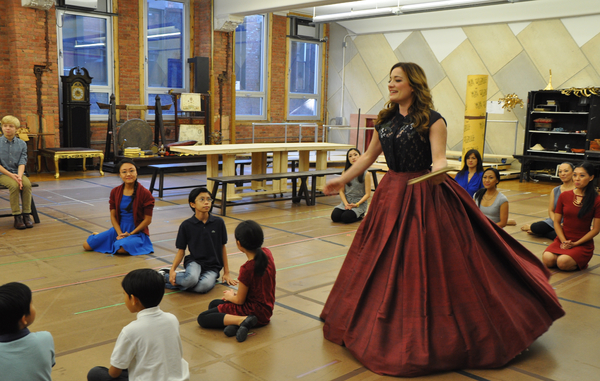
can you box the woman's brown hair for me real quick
[375,62,434,136]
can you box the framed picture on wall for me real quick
[178,124,205,145]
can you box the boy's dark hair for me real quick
[0,282,32,335]
[188,187,212,211]
[235,220,268,276]
[122,269,165,308]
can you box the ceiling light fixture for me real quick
[401,0,514,13]
[312,7,401,23]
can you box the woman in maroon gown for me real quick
[543,161,600,271]
[321,62,565,377]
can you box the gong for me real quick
[117,119,153,150]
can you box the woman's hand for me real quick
[346,203,358,209]
[169,270,177,286]
[116,232,130,240]
[560,240,573,249]
[324,178,345,195]
[222,289,236,301]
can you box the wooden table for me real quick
[38,148,105,179]
[169,143,354,200]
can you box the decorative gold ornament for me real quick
[543,69,554,90]
[497,93,524,112]
[560,87,600,97]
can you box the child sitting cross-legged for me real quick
[87,269,189,381]
[197,220,276,342]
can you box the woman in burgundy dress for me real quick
[543,162,600,271]
[321,62,565,377]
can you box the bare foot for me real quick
[507,219,517,226]
[520,225,530,231]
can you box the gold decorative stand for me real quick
[38,148,104,179]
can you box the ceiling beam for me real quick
[214,0,347,18]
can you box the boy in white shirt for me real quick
[87,269,189,381]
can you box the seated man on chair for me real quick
[0,115,33,229]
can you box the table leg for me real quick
[206,155,219,194]
[272,152,288,193]
[222,153,240,200]
[37,155,41,174]
[98,154,105,176]
[251,152,267,190]
[54,155,60,179]
[315,150,328,189]
[83,157,87,171]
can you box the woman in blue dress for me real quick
[454,148,483,197]
[83,159,155,255]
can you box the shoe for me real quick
[236,315,258,342]
[157,268,171,280]
[23,214,33,228]
[14,215,26,230]
[224,325,239,337]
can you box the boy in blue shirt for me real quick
[0,282,55,381]
[160,187,237,292]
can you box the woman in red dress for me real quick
[543,161,600,271]
[321,62,565,377]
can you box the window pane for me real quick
[235,15,264,92]
[236,97,263,116]
[148,93,175,116]
[289,98,317,117]
[147,1,184,88]
[62,14,108,86]
[90,92,109,115]
[289,41,319,95]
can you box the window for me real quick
[288,40,321,120]
[145,0,189,117]
[235,15,267,120]
[57,11,113,118]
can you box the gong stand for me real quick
[98,94,171,162]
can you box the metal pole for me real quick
[356,109,361,149]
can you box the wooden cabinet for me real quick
[514,90,600,181]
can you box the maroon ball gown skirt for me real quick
[320,170,565,377]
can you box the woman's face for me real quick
[119,163,137,184]
[466,153,478,169]
[348,150,360,165]
[482,170,499,190]
[388,67,414,105]
[573,167,594,190]
[558,164,573,183]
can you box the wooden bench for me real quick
[207,168,347,216]
[148,158,300,198]
[0,182,41,223]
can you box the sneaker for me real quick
[224,325,239,337]
[236,315,258,343]
[157,268,171,280]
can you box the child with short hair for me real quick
[197,220,276,342]
[87,269,189,381]
[0,282,55,381]
[0,115,34,229]
[159,187,236,293]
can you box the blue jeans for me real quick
[165,261,219,293]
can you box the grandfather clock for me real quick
[61,67,92,147]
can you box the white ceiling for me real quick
[214,0,600,35]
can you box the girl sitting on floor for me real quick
[474,167,510,228]
[543,162,600,271]
[197,220,276,342]
[83,159,155,255]
[331,148,372,223]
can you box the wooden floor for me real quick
[2,169,598,381]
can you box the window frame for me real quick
[287,38,323,121]
[144,0,190,120]
[235,14,268,121]
[56,9,114,121]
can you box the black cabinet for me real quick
[515,90,600,181]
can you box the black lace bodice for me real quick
[375,110,444,172]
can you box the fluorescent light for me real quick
[148,32,181,39]
[74,42,106,48]
[400,0,506,13]
[313,7,401,23]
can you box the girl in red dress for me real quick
[543,162,600,271]
[197,220,276,342]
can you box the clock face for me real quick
[71,82,85,101]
